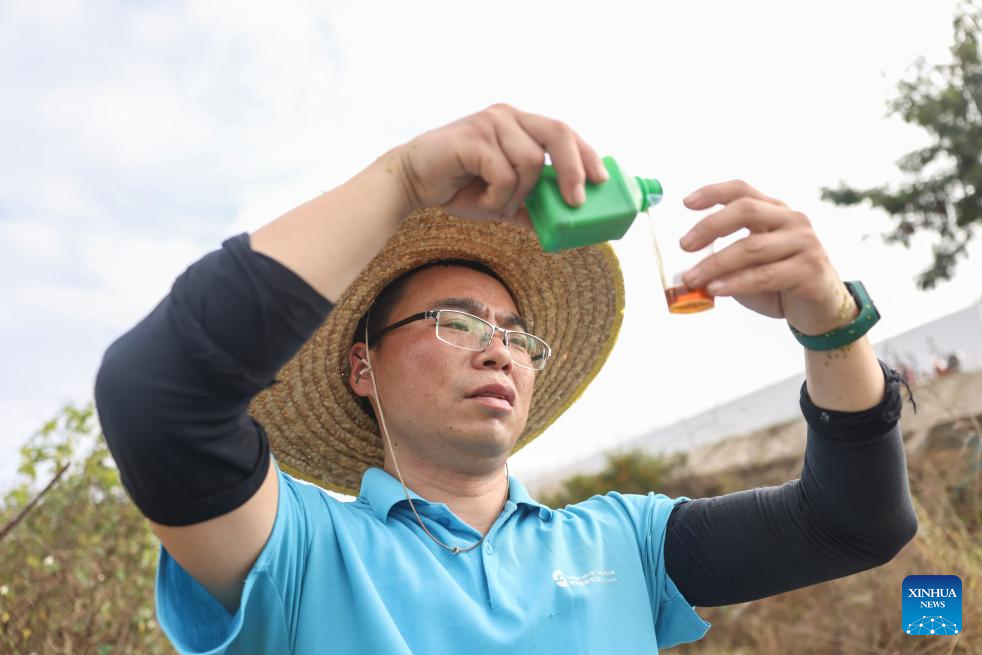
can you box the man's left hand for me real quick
[679,180,856,335]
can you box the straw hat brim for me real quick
[248,207,624,496]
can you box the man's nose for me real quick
[489,327,508,346]
[480,328,512,367]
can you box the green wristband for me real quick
[788,281,880,351]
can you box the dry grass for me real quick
[668,429,980,655]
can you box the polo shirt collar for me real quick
[507,474,554,519]
[359,467,553,522]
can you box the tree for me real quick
[540,450,683,508]
[0,404,172,654]
[821,0,982,289]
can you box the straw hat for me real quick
[248,207,625,496]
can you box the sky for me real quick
[2,0,980,490]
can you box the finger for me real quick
[512,110,588,206]
[451,139,520,215]
[575,133,609,184]
[682,198,807,251]
[704,255,808,297]
[682,231,803,290]
[683,179,787,210]
[494,117,547,217]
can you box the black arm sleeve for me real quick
[94,234,333,526]
[663,361,919,607]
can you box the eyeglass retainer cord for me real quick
[362,305,507,555]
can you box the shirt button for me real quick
[484,542,493,554]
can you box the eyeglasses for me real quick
[368,309,552,371]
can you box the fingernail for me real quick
[680,232,697,250]
[684,191,702,205]
[596,162,609,180]
[574,184,586,204]
[707,281,725,295]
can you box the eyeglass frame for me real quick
[366,309,552,371]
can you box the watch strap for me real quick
[788,281,880,351]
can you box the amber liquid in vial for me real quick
[649,207,714,314]
[664,284,714,314]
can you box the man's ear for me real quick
[348,343,374,397]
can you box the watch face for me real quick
[847,280,865,303]
[851,282,881,328]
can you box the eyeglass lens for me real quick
[434,311,549,370]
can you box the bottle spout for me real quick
[636,177,663,210]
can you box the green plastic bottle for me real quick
[524,156,663,252]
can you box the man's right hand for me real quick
[251,103,605,302]
[392,103,609,227]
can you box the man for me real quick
[95,104,917,654]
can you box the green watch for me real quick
[788,280,880,351]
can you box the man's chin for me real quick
[449,425,522,459]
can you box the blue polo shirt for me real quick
[157,460,710,653]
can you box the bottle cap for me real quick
[636,177,663,211]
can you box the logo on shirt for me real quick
[552,568,616,588]
[902,575,961,635]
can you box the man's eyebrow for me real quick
[431,297,530,332]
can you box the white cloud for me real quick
[1,0,976,487]
[40,72,221,167]
[80,234,209,321]
[3,219,65,261]
[3,0,82,23]
[130,7,183,45]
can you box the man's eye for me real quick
[442,320,472,331]
[509,335,530,350]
